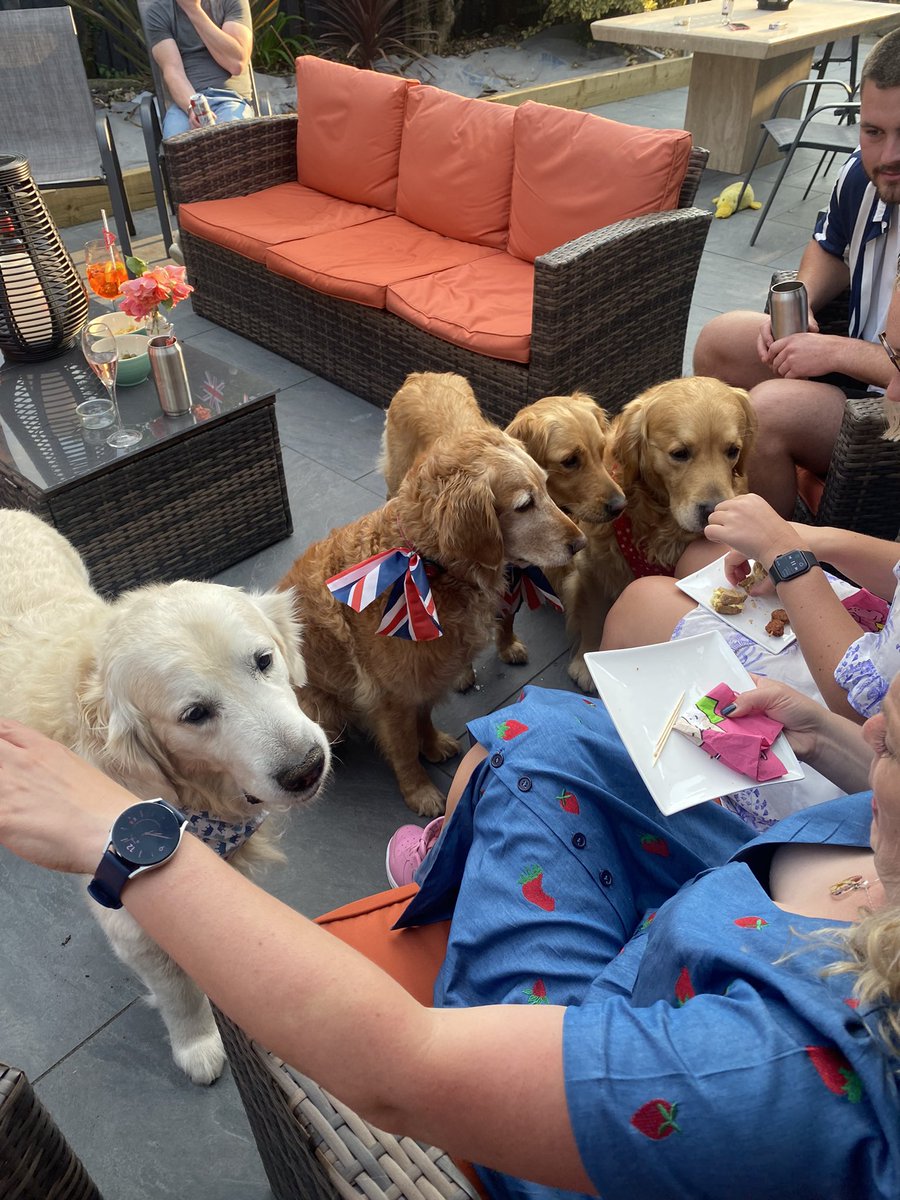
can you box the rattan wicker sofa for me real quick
[164,57,712,425]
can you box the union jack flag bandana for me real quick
[499,565,564,617]
[325,547,442,640]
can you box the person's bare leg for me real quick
[746,379,847,516]
[600,576,696,650]
[676,537,728,576]
[693,311,775,389]
[443,743,488,822]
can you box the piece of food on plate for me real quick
[738,561,767,592]
[710,586,747,615]
[765,608,790,638]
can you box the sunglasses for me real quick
[878,331,900,375]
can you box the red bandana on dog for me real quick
[613,512,676,579]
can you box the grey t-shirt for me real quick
[145,0,252,101]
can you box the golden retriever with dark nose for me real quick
[281,425,585,816]
[381,372,624,664]
[564,375,757,690]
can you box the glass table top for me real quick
[0,339,276,494]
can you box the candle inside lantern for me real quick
[0,212,54,347]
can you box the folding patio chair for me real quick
[137,0,270,253]
[0,6,135,259]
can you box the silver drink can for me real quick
[189,93,217,126]
[769,280,809,341]
[148,335,192,415]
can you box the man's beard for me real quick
[873,167,900,205]
[881,394,900,441]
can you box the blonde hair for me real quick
[821,904,900,1057]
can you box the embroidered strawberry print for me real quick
[674,967,695,1006]
[640,833,669,857]
[523,979,549,1004]
[630,1099,681,1140]
[497,718,528,741]
[557,789,580,814]
[806,1047,863,1103]
[734,915,768,930]
[519,865,555,911]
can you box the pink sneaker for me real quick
[385,816,444,887]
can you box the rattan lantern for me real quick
[0,155,88,362]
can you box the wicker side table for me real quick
[0,1063,103,1200]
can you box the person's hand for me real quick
[757,312,819,362]
[704,493,803,571]
[175,0,202,12]
[0,720,133,876]
[764,331,838,380]
[723,676,829,762]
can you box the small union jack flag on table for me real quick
[326,547,442,640]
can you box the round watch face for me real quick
[111,802,183,866]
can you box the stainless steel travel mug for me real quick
[769,280,809,341]
[148,335,192,415]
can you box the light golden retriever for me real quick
[564,375,757,690]
[0,509,330,1085]
[281,425,585,816]
[381,372,624,663]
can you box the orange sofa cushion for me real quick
[295,55,415,211]
[507,101,693,263]
[387,253,534,363]
[396,86,515,250]
[178,182,389,263]
[265,215,499,310]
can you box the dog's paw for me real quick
[172,1029,227,1086]
[421,729,459,763]
[567,656,597,694]
[453,664,477,692]
[498,637,529,665]
[404,782,446,818]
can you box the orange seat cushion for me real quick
[396,86,515,250]
[387,253,534,363]
[796,466,825,513]
[265,216,499,310]
[178,182,389,263]
[507,101,693,262]
[295,55,415,211]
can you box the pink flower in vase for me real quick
[117,257,193,332]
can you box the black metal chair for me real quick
[735,78,858,246]
[0,6,135,258]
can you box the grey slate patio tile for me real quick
[276,374,386,481]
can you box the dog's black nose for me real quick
[275,747,326,794]
[605,494,627,518]
[697,502,718,526]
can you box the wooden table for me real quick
[0,340,292,594]
[591,0,900,173]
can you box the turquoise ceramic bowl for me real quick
[114,333,152,386]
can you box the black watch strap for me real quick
[87,852,133,909]
[769,549,819,586]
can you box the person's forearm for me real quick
[804,705,873,792]
[161,61,196,112]
[184,7,247,75]
[801,527,899,599]
[796,239,850,312]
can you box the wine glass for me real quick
[81,319,142,449]
[84,239,127,312]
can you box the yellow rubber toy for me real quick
[712,182,762,219]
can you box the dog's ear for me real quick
[587,398,612,436]
[609,396,651,489]
[78,666,174,786]
[505,407,545,462]
[433,469,505,571]
[250,588,308,688]
[730,387,757,479]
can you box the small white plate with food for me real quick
[585,631,804,815]
[676,554,797,653]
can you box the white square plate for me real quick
[584,631,804,816]
[676,555,796,653]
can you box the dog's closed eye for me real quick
[560,453,581,470]
[513,494,535,512]
[669,447,691,463]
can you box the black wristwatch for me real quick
[768,549,819,586]
[87,799,187,909]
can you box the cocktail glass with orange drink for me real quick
[84,238,127,310]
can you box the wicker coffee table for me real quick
[0,339,292,594]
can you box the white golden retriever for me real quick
[0,510,330,1084]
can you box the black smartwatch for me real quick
[768,549,819,586]
[87,799,187,909]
